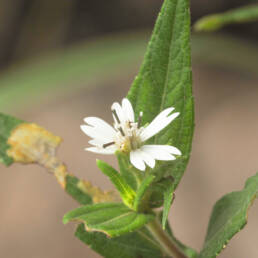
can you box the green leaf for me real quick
[65,175,92,205]
[199,173,258,258]
[127,0,194,188]
[63,202,155,237]
[194,4,258,32]
[96,160,136,208]
[75,224,163,258]
[0,113,23,166]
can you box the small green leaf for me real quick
[96,160,136,208]
[199,173,258,258]
[194,4,258,32]
[133,174,156,211]
[162,177,176,229]
[65,175,92,205]
[0,113,23,166]
[75,224,163,258]
[63,202,155,237]
[127,0,194,188]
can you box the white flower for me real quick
[81,98,181,171]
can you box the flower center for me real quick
[114,122,142,153]
[107,110,144,153]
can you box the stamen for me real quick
[118,127,125,136]
[103,141,115,148]
[137,111,143,128]
[112,109,120,124]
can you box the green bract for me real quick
[97,160,136,208]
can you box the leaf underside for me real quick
[75,224,163,258]
[63,202,155,237]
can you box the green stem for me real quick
[146,219,187,258]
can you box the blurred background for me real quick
[0,0,258,257]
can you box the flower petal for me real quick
[141,145,178,161]
[158,145,182,155]
[140,107,179,141]
[80,125,114,143]
[122,98,134,122]
[130,150,146,171]
[86,146,115,154]
[88,139,105,146]
[138,148,155,168]
[111,102,125,124]
[84,117,116,137]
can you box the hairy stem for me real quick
[146,219,187,258]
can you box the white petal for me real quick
[80,125,114,142]
[86,147,115,155]
[130,150,146,171]
[158,145,182,155]
[140,108,179,141]
[84,117,116,137]
[111,102,125,124]
[151,107,175,122]
[122,98,134,122]
[141,145,177,161]
[88,139,105,146]
[138,148,155,168]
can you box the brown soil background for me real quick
[0,64,258,258]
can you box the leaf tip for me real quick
[62,215,70,225]
[194,15,222,32]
